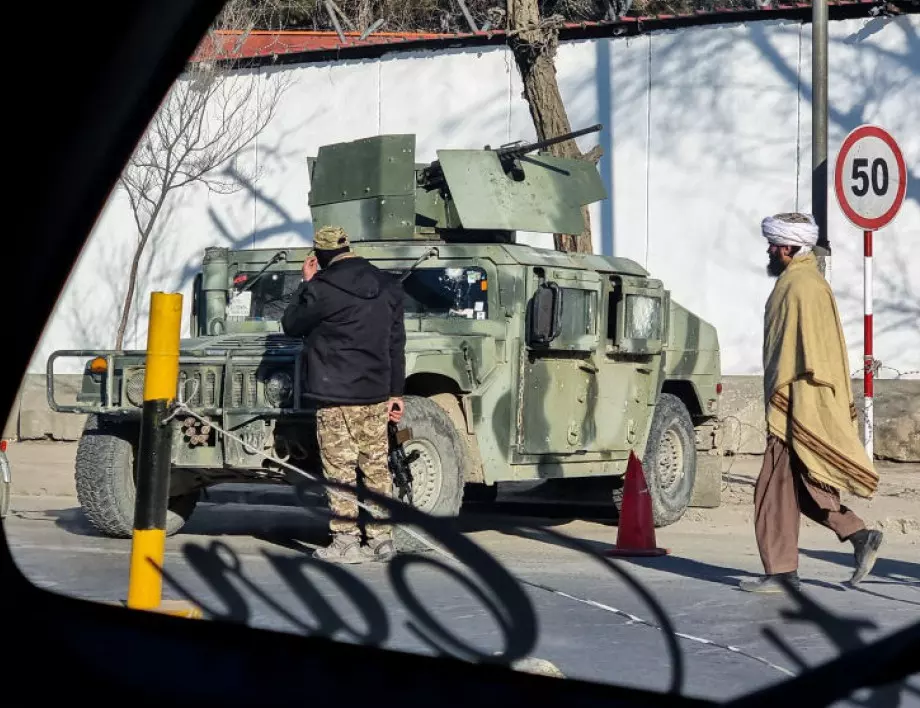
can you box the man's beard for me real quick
[767,253,786,278]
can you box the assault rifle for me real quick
[388,422,418,505]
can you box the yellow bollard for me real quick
[125,292,199,618]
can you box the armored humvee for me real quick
[48,126,723,546]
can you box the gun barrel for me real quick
[497,123,602,157]
[418,123,603,190]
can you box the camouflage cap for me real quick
[313,225,350,251]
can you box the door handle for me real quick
[578,362,598,374]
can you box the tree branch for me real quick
[112,1,293,347]
[583,144,604,165]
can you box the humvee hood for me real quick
[180,334,300,350]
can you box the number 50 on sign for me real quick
[834,124,907,231]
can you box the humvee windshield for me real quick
[392,266,489,320]
[228,265,489,322]
[231,270,302,321]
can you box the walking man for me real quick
[282,225,406,564]
[740,212,883,594]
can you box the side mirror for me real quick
[529,282,562,345]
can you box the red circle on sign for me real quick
[834,125,907,231]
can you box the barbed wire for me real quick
[851,359,920,379]
[709,394,769,489]
[712,360,918,486]
[238,0,774,37]
[165,378,795,678]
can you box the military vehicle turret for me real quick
[48,126,723,548]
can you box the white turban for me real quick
[761,214,818,255]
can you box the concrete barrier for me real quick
[5,373,919,462]
[5,374,87,441]
[718,376,919,462]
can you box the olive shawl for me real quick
[763,253,878,498]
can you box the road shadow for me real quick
[620,555,845,593]
[460,477,622,532]
[44,492,608,545]
[799,548,920,606]
[181,503,331,545]
[844,580,920,608]
[42,506,100,536]
[48,501,332,546]
[502,525,845,592]
[459,501,616,534]
[800,548,920,582]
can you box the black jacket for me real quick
[281,255,406,406]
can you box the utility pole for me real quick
[812,0,830,282]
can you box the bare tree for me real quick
[506,0,602,253]
[114,1,292,349]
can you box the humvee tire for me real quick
[391,395,465,553]
[429,392,498,504]
[613,393,696,527]
[75,414,199,538]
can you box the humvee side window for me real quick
[557,287,596,340]
[389,267,489,320]
[604,277,667,354]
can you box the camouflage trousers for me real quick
[316,402,391,539]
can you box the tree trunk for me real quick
[506,0,593,254]
[115,195,166,350]
[114,233,147,351]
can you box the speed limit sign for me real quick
[834,124,907,230]
[833,124,909,463]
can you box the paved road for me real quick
[4,491,919,704]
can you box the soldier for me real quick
[281,225,406,564]
[740,212,883,594]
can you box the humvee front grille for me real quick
[247,373,258,406]
[232,372,243,406]
[178,371,198,405]
[231,369,258,407]
[204,371,216,405]
[178,369,219,407]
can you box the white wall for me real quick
[36,15,920,378]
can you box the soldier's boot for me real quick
[362,533,397,562]
[848,529,883,585]
[738,571,801,594]
[313,533,366,564]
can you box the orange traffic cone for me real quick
[605,451,669,557]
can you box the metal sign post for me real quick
[863,227,873,457]
[813,0,830,282]
[833,125,907,460]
